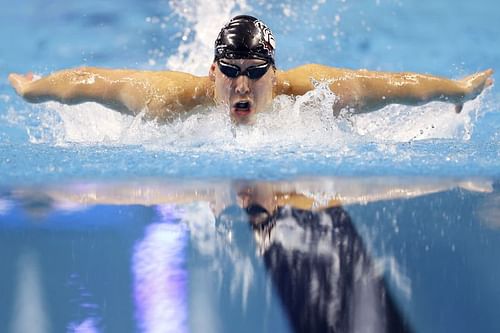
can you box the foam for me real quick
[165,0,250,75]
[22,81,482,152]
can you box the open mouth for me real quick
[232,100,252,116]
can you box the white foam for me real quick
[165,0,250,75]
[352,97,481,142]
[23,81,484,152]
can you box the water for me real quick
[0,0,499,332]
[0,0,499,183]
[1,179,500,332]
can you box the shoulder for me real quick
[275,64,345,96]
[129,70,211,97]
[130,70,202,84]
[281,64,344,77]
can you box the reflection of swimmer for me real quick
[11,178,492,216]
[230,189,413,333]
[8,179,492,332]
[218,203,412,333]
[9,15,493,125]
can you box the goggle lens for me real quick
[218,61,270,80]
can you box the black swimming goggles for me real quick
[217,60,271,80]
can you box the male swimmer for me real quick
[8,15,494,124]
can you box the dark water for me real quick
[1,177,499,332]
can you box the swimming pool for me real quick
[0,0,499,332]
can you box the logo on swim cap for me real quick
[255,19,276,54]
[214,15,276,64]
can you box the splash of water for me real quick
[21,81,482,151]
[165,0,250,75]
[5,0,492,171]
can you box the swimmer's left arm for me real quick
[277,65,494,113]
[346,68,494,113]
[8,68,214,120]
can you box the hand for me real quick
[8,72,35,97]
[455,69,494,113]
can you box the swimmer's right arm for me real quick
[8,67,214,120]
[278,65,494,114]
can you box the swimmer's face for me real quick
[209,58,276,124]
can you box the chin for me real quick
[230,109,257,125]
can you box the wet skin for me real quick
[209,58,276,124]
[8,65,494,124]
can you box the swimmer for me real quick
[8,15,494,124]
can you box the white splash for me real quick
[165,0,250,75]
[22,81,484,151]
[26,102,167,146]
[352,96,482,141]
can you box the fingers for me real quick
[473,68,494,81]
[472,69,492,84]
[8,73,20,84]
[479,71,493,92]
[8,73,25,95]
[466,68,493,84]
[477,69,493,87]
[455,69,493,112]
[485,77,494,88]
[8,72,35,96]
[463,68,494,100]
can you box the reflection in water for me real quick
[132,205,188,333]
[371,256,411,301]
[66,273,101,333]
[478,192,500,229]
[67,318,99,333]
[185,202,292,333]
[254,206,411,333]
[0,198,12,215]
[9,251,50,333]
[191,199,411,332]
[2,177,496,332]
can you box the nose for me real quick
[234,75,250,95]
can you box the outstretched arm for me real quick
[8,67,214,120]
[10,179,492,219]
[276,65,493,114]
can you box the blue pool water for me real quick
[1,0,500,332]
[0,0,499,183]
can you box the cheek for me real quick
[215,77,231,101]
[255,80,274,101]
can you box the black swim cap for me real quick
[214,15,276,64]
